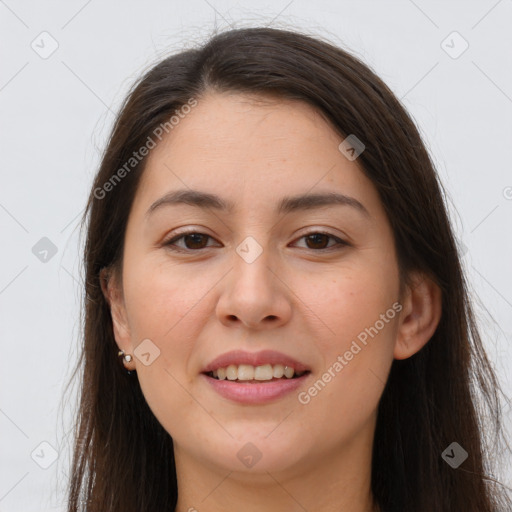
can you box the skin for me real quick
[103,91,442,512]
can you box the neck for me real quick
[174,417,378,512]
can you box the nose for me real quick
[215,246,292,330]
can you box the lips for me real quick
[201,350,311,404]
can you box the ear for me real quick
[394,272,442,360]
[100,266,135,369]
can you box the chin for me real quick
[201,432,308,475]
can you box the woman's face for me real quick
[110,91,404,475]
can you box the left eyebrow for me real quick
[277,191,370,218]
[145,189,370,219]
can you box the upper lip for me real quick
[202,350,310,373]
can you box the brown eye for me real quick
[305,233,330,249]
[294,232,348,251]
[182,233,210,249]
[164,232,216,251]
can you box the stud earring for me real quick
[118,350,133,363]
[117,349,135,374]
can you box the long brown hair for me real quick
[65,26,512,511]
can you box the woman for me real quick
[66,27,512,511]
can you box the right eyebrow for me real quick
[146,189,235,217]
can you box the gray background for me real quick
[1,1,511,510]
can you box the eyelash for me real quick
[162,230,349,253]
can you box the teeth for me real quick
[284,366,294,379]
[226,364,238,381]
[238,364,255,380]
[272,364,284,378]
[210,363,306,381]
[254,364,273,380]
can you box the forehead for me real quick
[135,92,383,220]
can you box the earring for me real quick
[117,349,135,374]
[118,350,133,363]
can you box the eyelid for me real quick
[162,228,350,252]
[292,230,349,250]
[162,228,220,250]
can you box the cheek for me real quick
[121,253,226,377]
[296,260,399,352]
[291,262,398,421]
[123,256,209,342]
[121,260,211,438]
[296,285,398,448]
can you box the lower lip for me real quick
[201,373,309,404]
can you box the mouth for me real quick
[204,363,310,383]
[201,351,311,404]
